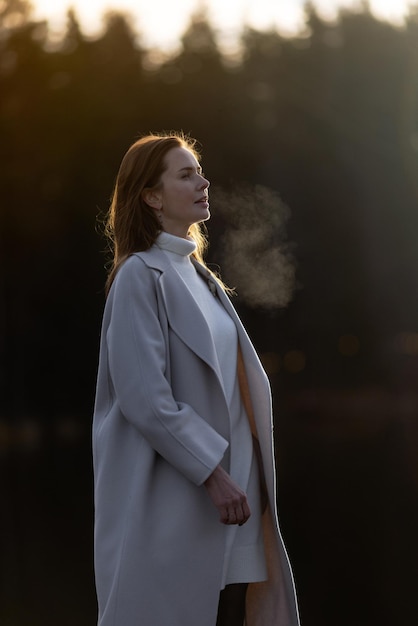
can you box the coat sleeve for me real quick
[105,255,229,486]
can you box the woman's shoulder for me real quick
[110,253,155,295]
[117,252,148,278]
[115,247,171,285]
[108,248,173,304]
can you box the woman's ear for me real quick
[142,188,162,210]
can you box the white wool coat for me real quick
[92,245,300,626]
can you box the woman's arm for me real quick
[105,255,229,486]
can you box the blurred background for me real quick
[2,0,418,624]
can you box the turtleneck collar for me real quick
[155,231,196,257]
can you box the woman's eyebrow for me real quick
[178,166,203,174]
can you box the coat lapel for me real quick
[133,249,224,386]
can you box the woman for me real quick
[93,133,300,626]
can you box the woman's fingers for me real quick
[223,503,251,526]
[219,496,251,526]
[241,499,251,524]
[226,508,237,525]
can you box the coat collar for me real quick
[133,247,225,387]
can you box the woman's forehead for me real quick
[165,146,200,171]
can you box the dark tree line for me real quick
[2,1,418,624]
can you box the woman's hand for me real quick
[204,465,251,525]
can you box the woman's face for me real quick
[153,147,210,238]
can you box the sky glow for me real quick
[32,0,412,51]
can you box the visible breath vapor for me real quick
[211,184,296,310]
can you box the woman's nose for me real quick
[200,175,210,189]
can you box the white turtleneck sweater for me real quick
[155,232,267,588]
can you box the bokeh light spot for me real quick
[394,332,418,355]
[283,350,306,373]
